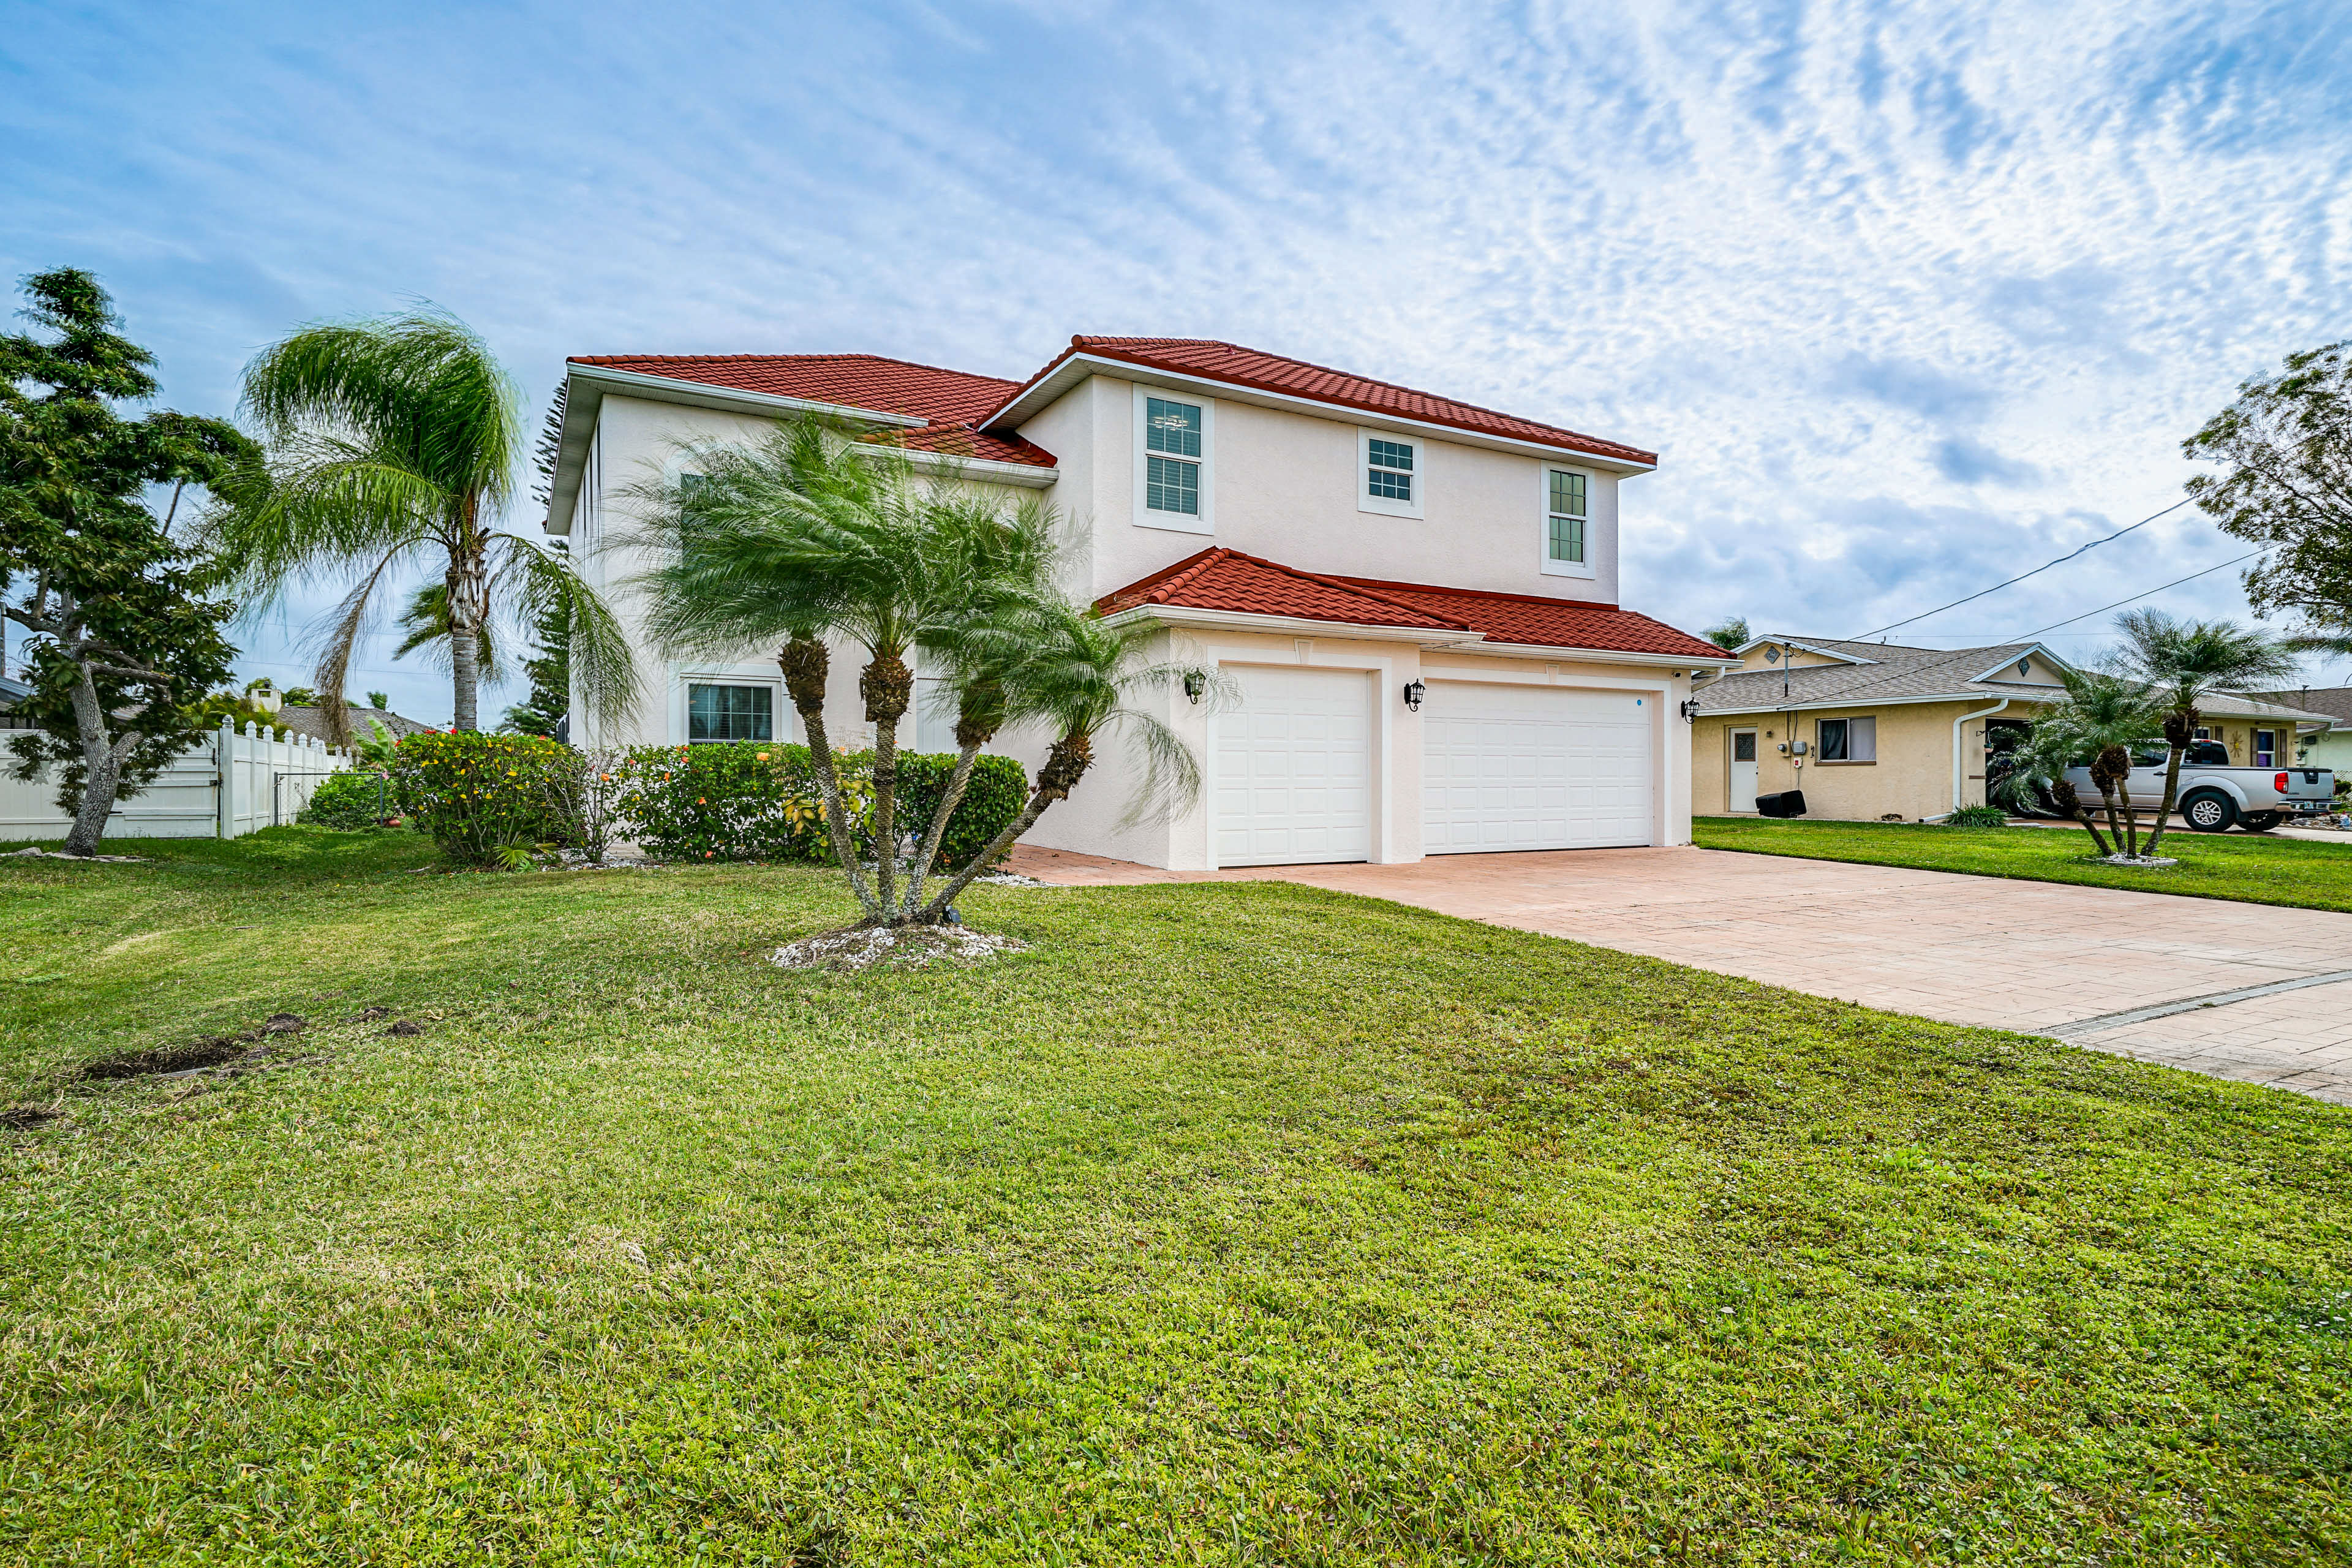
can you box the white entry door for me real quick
[1215,665,1373,866]
[1730,728,1758,812]
[1422,682,1654,853]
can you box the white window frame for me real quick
[1540,464,1597,579]
[680,677,782,744]
[1133,385,1214,535]
[1357,428,1423,519]
[2254,728,2278,768]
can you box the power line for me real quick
[2010,551,2264,639]
[1847,499,2192,641]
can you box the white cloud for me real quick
[6,0,2350,715]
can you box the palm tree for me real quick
[627,419,1068,924]
[1994,668,2167,858]
[2111,610,2297,856]
[216,309,633,742]
[914,604,1211,924]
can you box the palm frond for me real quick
[390,581,506,684]
[305,545,410,745]
[2109,608,2300,711]
[239,310,524,508]
[494,533,639,726]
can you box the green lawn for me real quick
[1695,815,2352,913]
[4,828,2348,1564]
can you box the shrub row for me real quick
[612,741,1026,868]
[296,769,399,831]
[371,733,1028,870]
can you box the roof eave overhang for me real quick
[884,447,1058,489]
[987,352,1657,475]
[1728,636,1875,666]
[542,363,1045,533]
[1099,604,1488,646]
[1696,690,2065,717]
[1425,639,1736,670]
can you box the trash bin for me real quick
[1755,789,1807,819]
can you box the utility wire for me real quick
[1848,499,2192,641]
[2010,551,2264,639]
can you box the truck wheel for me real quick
[2181,790,2236,832]
[2239,811,2282,833]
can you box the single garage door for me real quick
[1215,665,1373,866]
[1422,682,1653,853]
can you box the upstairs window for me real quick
[1544,468,1591,575]
[1358,431,1422,518]
[1145,397,1202,516]
[1134,390,1213,532]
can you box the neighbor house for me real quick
[1690,636,2334,821]
[2250,687,2352,781]
[540,337,1733,869]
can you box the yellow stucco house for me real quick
[1690,636,2332,822]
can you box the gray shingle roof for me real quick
[2249,687,2352,727]
[273,704,438,744]
[1698,638,2335,724]
[1697,638,2049,711]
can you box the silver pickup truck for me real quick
[2063,741,2336,833]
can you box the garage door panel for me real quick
[1423,682,1653,853]
[1215,666,1373,866]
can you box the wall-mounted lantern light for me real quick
[1679,698,1701,722]
[1183,671,1206,705]
[1403,679,1426,712]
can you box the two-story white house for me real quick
[541,336,1731,869]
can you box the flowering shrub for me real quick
[296,769,397,830]
[391,731,576,866]
[613,742,856,863]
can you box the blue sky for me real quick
[6,0,2348,722]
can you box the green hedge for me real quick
[296,769,397,831]
[898,752,1028,870]
[612,741,1027,868]
[391,732,576,866]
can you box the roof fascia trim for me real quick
[881,446,1058,489]
[1729,636,1876,665]
[990,353,1657,473]
[1424,640,1736,669]
[1100,604,1490,646]
[1966,641,2076,684]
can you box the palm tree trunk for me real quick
[2144,714,2196,858]
[902,741,982,916]
[861,653,913,924]
[918,729,1092,923]
[2099,785,2127,859]
[777,638,880,919]
[2051,782,2113,857]
[446,543,489,732]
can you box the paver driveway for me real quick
[1009,844,2352,1106]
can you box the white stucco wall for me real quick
[1011,375,1624,606]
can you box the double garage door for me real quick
[1213,668,1654,865]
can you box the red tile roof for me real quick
[994,337,1656,466]
[1098,548,1724,660]
[1098,549,1472,631]
[1332,576,1728,658]
[570,353,1057,467]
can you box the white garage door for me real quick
[1422,682,1654,853]
[1215,665,1373,866]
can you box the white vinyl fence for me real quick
[0,715,352,842]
